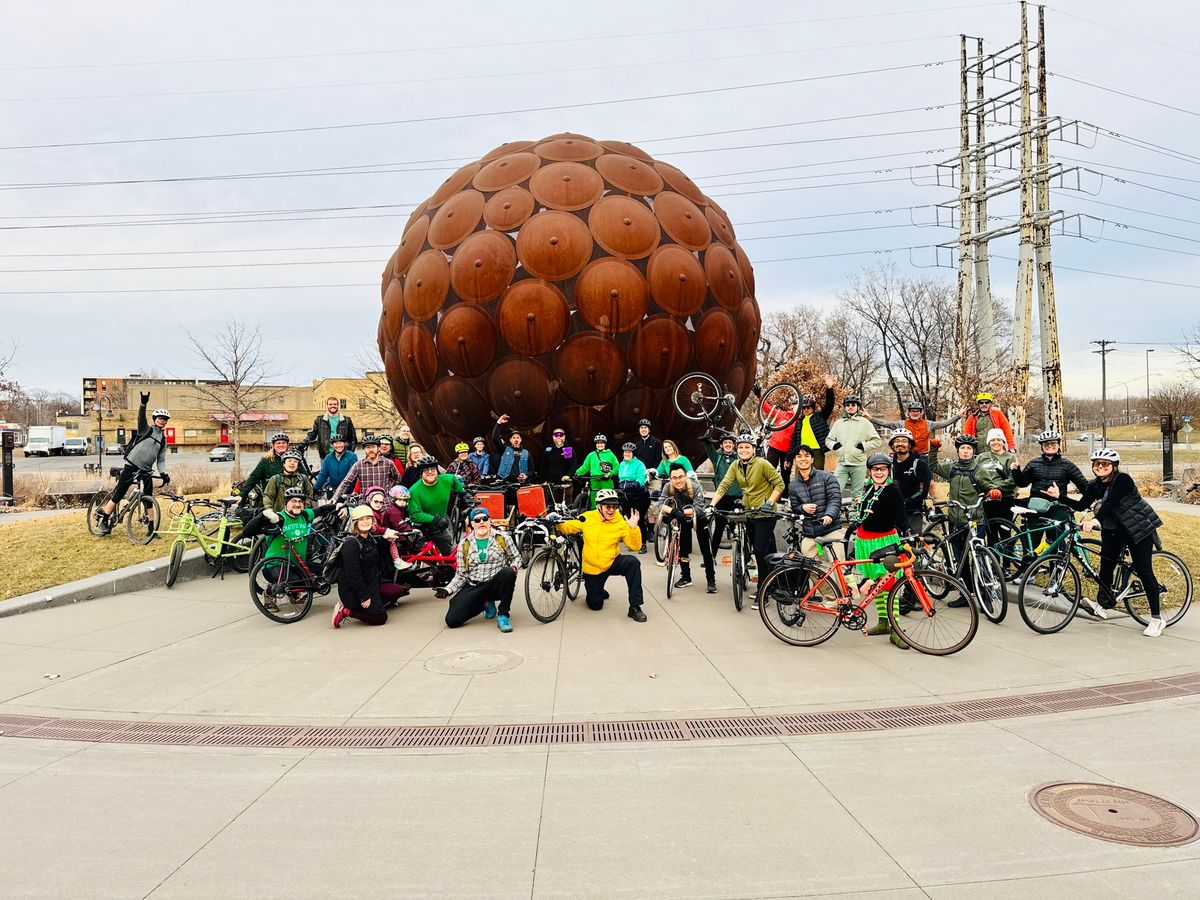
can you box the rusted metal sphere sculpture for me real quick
[377,133,760,462]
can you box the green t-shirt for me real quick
[475,537,489,562]
[408,473,464,524]
[265,508,316,560]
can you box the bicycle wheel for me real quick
[731,532,746,611]
[165,540,185,588]
[85,490,114,537]
[654,520,668,564]
[758,382,801,432]
[887,568,978,655]
[1018,554,1081,634]
[525,549,568,623]
[1123,550,1193,627]
[917,535,954,598]
[563,540,583,601]
[665,528,679,599]
[125,494,161,545]
[227,534,255,574]
[758,564,841,647]
[249,556,312,623]
[672,372,723,422]
[970,545,1008,624]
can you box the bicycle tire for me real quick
[731,532,745,612]
[525,549,568,623]
[1018,554,1081,634]
[665,528,678,599]
[227,532,254,574]
[165,540,185,588]
[970,544,1008,624]
[1123,550,1193,627]
[672,372,723,422]
[886,568,978,655]
[654,520,668,564]
[85,490,114,537]
[564,539,583,601]
[124,494,161,545]
[757,564,840,647]
[917,534,954,598]
[758,382,801,432]
[249,556,313,624]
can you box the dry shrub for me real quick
[8,464,228,510]
[1134,466,1200,503]
[769,356,841,408]
[11,473,54,508]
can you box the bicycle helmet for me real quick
[637,418,651,428]
[976,391,994,402]
[800,393,815,408]
[866,453,892,469]
[622,442,636,452]
[593,434,607,443]
[595,488,620,505]
[151,408,171,420]
[414,454,439,472]
[454,442,469,453]
[471,435,485,446]
[361,434,381,446]
[280,449,303,462]
[349,504,374,523]
[1035,429,1062,444]
[888,427,914,446]
[269,432,289,444]
[388,485,410,499]
[1091,447,1121,464]
[906,399,925,411]
[282,486,307,500]
[364,486,387,500]
[954,434,978,449]
[843,394,861,406]
[735,433,756,447]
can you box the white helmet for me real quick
[1035,429,1061,444]
[152,408,171,420]
[595,488,620,505]
[1090,447,1121,464]
[888,427,913,446]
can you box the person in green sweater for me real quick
[928,434,1003,606]
[617,442,651,551]
[825,395,883,506]
[576,434,620,510]
[261,449,314,512]
[703,432,740,550]
[655,439,694,478]
[710,434,785,605]
[407,456,465,554]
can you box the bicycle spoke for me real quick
[887,569,977,655]
[758,566,840,646]
[1018,554,1080,634]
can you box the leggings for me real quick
[112,462,152,505]
[1098,527,1160,617]
[445,568,516,627]
[766,446,792,482]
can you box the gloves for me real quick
[751,383,762,398]
[546,512,562,523]
[160,473,170,485]
[831,442,843,452]
[988,489,1002,500]
[930,437,942,450]
[434,588,449,600]
[263,509,280,524]
[855,442,864,451]
[759,501,774,512]
[431,515,449,531]
[140,391,151,405]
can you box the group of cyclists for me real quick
[94,385,1173,642]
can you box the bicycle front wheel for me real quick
[125,495,161,545]
[758,382,801,432]
[166,540,185,588]
[1124,550,1193,627]
[249,556,312,623]
[654,520,668,564]
[887,568,978,655]
[665,529,678,599]
[525,549,568,623]
[672,372,723,422]
[85,490,114,537]
[970,545,1008,624]
[731,533,746,612]
[758,565,840,647]
[1018,554,1081,634]
[563,540,583,601]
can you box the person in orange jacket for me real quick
[962,391,1015,452]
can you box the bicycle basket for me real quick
[517,484,551,518]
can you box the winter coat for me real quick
[241,453,284,501]
[261,470,314,512]
[788,387,837,456]
[825,413,882,467]
[703,439,741,498]
[314,450,358,492]
[338,534,385,607]
[468,450,493,477]
[787,468,842,537]
[928,446,1002,526]
[633,435,663,472]
[447,457,481,487]
[714,456,785,512]
[302,413,357,458]
[555,510,642,574]
[1069,472,1162,545]
[890,452,932,511]
[962,408,1015,451]
[577,449,620,493]
[1013,453,1089,503]
[491,424,532,480]
[976,449,1018,498]
[866,413,960,455]
[124,400,168,475]
[542,444,577,483]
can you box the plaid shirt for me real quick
[444,531,519,595]
[333,456,399,501]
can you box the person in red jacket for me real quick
[962,391,1015,452]
[752,383,797,479]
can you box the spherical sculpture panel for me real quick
[378,133,760,457]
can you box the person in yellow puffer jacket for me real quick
[551,488,647,622]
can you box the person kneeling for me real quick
[551,488,647,622]
[436,508,519,632]
[332,505,404,628]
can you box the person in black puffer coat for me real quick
[331,505,405,628]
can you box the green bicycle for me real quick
[158,494,254,588]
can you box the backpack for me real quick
[462,533,508,574]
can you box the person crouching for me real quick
[436,507,520,633]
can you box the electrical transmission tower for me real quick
[930,2,1081,441]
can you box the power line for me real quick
[0,60,953,152]
[0,243,395,259]
[0,258,383,274]
[1058,193,1200,230]
[755,244,936,264]
[0,283,378,295]
[1045,7,1200,61]
[709,174,916,198]
[1049,71,1200,119]
[1057,156,1200,187]
[992,253,1200,290]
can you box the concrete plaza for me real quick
[0,554,1198,898]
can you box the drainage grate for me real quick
[1030,782,1200,847]
[0,672,1197,749]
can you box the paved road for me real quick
[11,449,233,475]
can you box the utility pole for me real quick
[972,35,996,368]
[952,34,976,408]
[1146,348,1155,408]
[1092,339,1116,445]
[1034,4,1064,434]
[1012,0,1036,444]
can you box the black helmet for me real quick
[593,434,607,443]
[622,442,636,452]
[865,453,892,469]
[269,432,289,444]
[954,434,978,449]
[280,449,303,463]
[282,486,307,500]
[637,418,651,428]
[414,455,439,472]
[361,434,381,447]
[906,400,924,411]
[843,394,861,406]
[720,432,737,443]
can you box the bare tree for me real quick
[185,319,287,480]
[354,347,408,434]
[1177,322,1200,379]
[1147,381,1200,442]
[760,305,826,373]
[823,311,880,395]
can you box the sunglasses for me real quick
[1091,461,1113,467]
[472,515,490,523]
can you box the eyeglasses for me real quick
[598,503,619,510]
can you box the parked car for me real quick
[1076,432,1102,443]
[104,443,125,456]
[63,437,89,455]
[209,445,234,462]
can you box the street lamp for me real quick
[92,396,114,470]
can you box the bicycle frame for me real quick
[795,549,930,625]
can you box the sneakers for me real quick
[749,592,759,611]
[638,544,648,555]
[1080,597,1108,620]
[1143,616,1166,637]
[484,600,497,620]
[96,513,113,537]
[946,597,969,609]
[673,575,692,588]
[497,614,513,633]
[628,606,647,623]
[331,600,349,629]
[706,579,717,594]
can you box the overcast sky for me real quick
[3,0,1196,402]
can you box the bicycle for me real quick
[523,519,584,623]
[157,493,254,588]
[756,542,978,655]
[916,497,1008,624]
[672,371,801,445]
[248,515,348,624]
[660,502,683,599]
[85,467,166,545]
[713,505,756,612]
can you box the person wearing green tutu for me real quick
[853,453,910,650]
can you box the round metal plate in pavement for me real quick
[1029,782,1200,847]
[424,649,524,676]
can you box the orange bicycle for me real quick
[756,544,978,655]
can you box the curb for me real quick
[0,547,213,619]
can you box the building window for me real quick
[184,429,199,437]
[357,397,367,410]
[340,399,347,410]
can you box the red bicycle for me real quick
[756,544,978,655]
[391,536,457,590]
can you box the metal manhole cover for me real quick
[424,649,524,676]
[1030,782,1200,847]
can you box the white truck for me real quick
[63,436,89,455]
[24,425,67,456]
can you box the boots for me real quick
[705,566,717,594]
[866,621,890,636]
[674,559,693,589]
